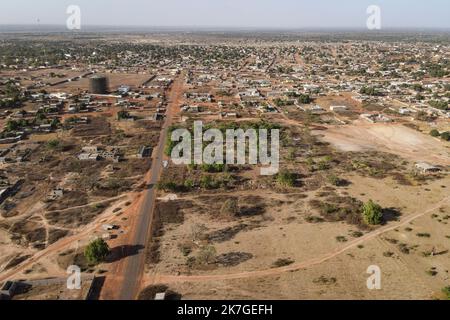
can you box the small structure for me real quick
[102,224,115,231]
[89,76,108,94]
[360,113,391,123]
[415,162,441,174]
[82,146,99,154]
[0,186,12,205]
[48,187,64,201]
[137,146,152,158]
[118,85,130,96]
[0,281,18,300]
[78,153,100,161]
[330,105,348,112]
[154,292,166,300]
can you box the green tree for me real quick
[440,131,450,141]
[84,238,110,265]
[298,94,312,104]
[6,120,19,132]
[117,110,130,120]
[430,129,440,137]
[362,200,383,225]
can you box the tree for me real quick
[298,94,312,104]
[430,129,440,137]
[196,245,217,265]
[440,131,450,142]
[6,120,19,132]
[117,110,130,120]
[84,238,110,265]
[362,200,383,225]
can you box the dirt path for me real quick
[142,195,450,286]
[0,193,136,283]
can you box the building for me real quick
[137,146,152,158]
[330,105,348,112]
[78,153,100,161]
[48,188,64,201]
[415,162,441,174]
[89,76,108,94]
[0,281,18,300]
[118,85,130,95]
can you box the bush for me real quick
[442,286,450,300]
[220,199,239,217]
[416,233,431,238]
[276,170,296,187]
[84,238,110,265]
[327,174,344,186]
[47,139,60,149]
[362,200,383,225]
[201,163,226,173]
[430,129,440,137]
[441,131,450,141]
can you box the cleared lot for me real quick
[314,123,450,166]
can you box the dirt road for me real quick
[100,74,184,300]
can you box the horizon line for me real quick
[1,24,450,32]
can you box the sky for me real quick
[0,0,449,29]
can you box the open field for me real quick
[315,123,450,166]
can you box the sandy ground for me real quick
[314,122,450,166]
[142,172,450,300]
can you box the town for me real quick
[0,29,449,301]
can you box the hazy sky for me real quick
[0,0,449,29]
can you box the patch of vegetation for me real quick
[305,216,325,223]
[442,286,450,300]
[215,252,253,267]
[272,258,294,268]
[186,245,217,269]
[309,196,365,228]
[336,236,348,243]
[426,268,438,276]
[220,199,239,218]
[276,170,296,188]
[416,233,431,238]
[313,276,337,285]
[84,238,110,265]
[362,200,383,225]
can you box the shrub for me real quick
[220,199,239,217]
[430,129,440,137]
[441,131,450,141]
[336,236,348,243]
[47,139,60,149]
[272,258,294,268]
[442,286,450,300]
[196,245,217,265]
[84,238,110,265]
[327,174,343,186]
[362,200,383,225]
[276,170,296,187]
[416,233,431,238]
